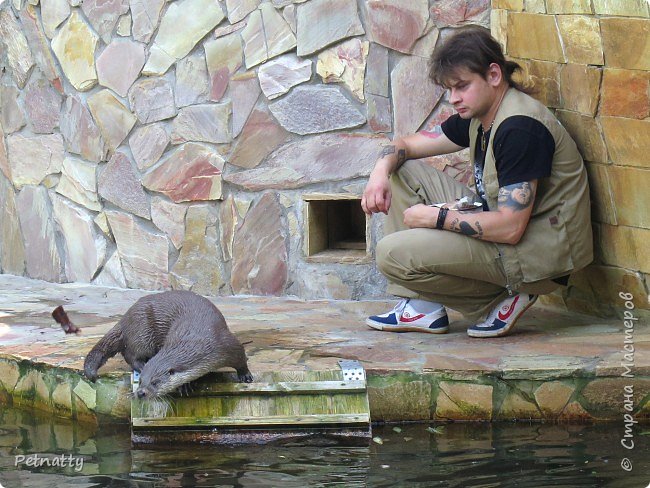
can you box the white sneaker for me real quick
[467,293,538,338]
[366,299,449,334]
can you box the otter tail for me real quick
[84,325,123,382]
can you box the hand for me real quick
[362,170,392,215]
[403,204,438,229]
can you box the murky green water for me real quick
[0,406,647,487]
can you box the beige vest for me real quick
[469,88,593,290]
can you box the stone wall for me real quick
[492,0,650,316]
[0,0,488,300]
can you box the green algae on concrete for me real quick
[95,377,132,419]
[436,381,493,420]
[367,374,432,421]
[580,377,650,418]
[497,391,543,420]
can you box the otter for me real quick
[83,290,253,399]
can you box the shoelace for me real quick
[393,298,409,318]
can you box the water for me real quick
[0,406,647,487]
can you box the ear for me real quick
[486,63,503,87]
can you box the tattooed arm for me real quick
[402,180,537,244]
[362,127,463,215]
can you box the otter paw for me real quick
[84,369,98,382]
[238,372,253,383]
[176,383,193,397]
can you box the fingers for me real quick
[362,191,391,215]
[361,195,370,215]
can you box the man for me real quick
[361,26,592,338]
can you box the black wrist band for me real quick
[436,207,448,230]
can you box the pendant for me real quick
[481,134,486,152]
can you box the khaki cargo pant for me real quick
[376,160,558,322]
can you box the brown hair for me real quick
[429,25,531,93]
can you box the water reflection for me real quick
[0,406,647,487]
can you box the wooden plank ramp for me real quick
[130,360,371,445]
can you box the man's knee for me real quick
[375,233,403,278]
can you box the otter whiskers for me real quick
[135,395,175,418]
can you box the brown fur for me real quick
[83,290,252,398]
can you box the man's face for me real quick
[445,68,493,120]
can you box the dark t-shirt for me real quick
[440,114,569,286]
[441,114,555,210]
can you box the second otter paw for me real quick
[238,371,253,383]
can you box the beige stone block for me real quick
[537,289,568,310]
[492,0,523,10]
[52,382,72,410]
[585,163,616,225]
[15,370,51,406]
[507,13,565,62]
[582,378,650,415]
[601,117,650,169]
[601,69,650,120]
[568,265,648,311]
[534,381,574,417]
[601,18,650,70]
[557,16,603,65]
[368,380,431,421]
[556,111,607,163]
[73,379,97,410]
[559,401,593,420]
[546,0,591,14]
[0,360,20,392]
[598,224,650,274]
[491,9,508,50]
[609,166,650,228]
[435,381,493,420]
[560,64,601,116]
[523,59,561,107]
[593,0,649,17]
[525,0,545,13]
[14,370,37,397]
[497,392,542,419]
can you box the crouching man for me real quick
[362,26,592,338]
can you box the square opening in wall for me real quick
[303,194,370,264]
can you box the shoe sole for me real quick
[365,318,449,334]
[467,296,538,338]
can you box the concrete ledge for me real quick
[0,275,648,423]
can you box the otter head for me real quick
[135,348,210,399]
[136,353,190,399]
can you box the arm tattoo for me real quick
[381,145,396,158]
[498,181,534,211]
[397,149,406,166]
[420,125,443,139]
[448,217,483,239]
[458,221,478,236]
[475,221,484,239]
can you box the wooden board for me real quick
[131,368,371,433]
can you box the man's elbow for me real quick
[504,224,527,245]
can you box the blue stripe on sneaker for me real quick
[368,313,398,325]
[470,318,507,332]
[429,314,449,330]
